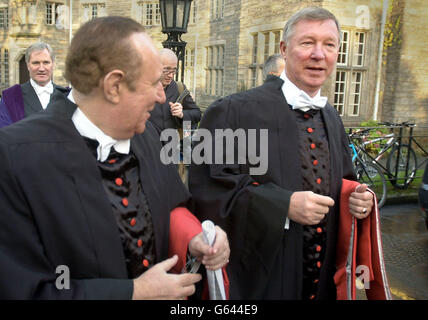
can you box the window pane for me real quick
[4,49,8,86]
[337,30,349,65]
[353,32,365,66]
[250,68,257,88]
[46,3,53,24]
[264,33,269,63]
[155,3,161,25]
[274,31,280,54]
[92,4,98,19]
[252,34,258,64]
[0,9,8,29]
[146,4,153,26]
[350,71,362,116]
[334,70,347,116]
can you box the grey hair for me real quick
[25,42,55,64]
[159,48,178,60]
[282,7,341,45]
[262,54,284,79]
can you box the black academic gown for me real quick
[0,92,190,299]
[149,80,201,135]
[189,76,355,299]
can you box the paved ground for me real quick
[377,202,428,300]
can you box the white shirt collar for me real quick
[279,71,326,110]
[69,92,130,162]
[30,79,54,109]
[30,79,54,95]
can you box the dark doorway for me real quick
[19,56,29,84]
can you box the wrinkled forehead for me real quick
[293,19,340,42]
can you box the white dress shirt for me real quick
[69,91,130,162]
[30,79,54,109]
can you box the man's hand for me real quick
[132,255,202,300]
[288,191,335,225]
[188,226,230,271]
[349,183,373,219]
[169,102,184,119]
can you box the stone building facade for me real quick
[0,0,427,128]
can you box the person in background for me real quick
[149,48,202,185]
[262,53,286,80]
[149,48,201,136]
[0,42,69,127]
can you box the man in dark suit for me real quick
[0,42,69,128]
[0,17,229,300]
[189,7,374,300]
[149,48,201,136]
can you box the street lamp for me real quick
[159,0,193,82]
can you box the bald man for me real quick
[148,48,201,137]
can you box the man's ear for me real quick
[103,70,125,104]
[279,40,287,59]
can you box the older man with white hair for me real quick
[149,48,201,136]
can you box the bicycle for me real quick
[349,137,387,208]
[349,122,418,189]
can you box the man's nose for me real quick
[310,43,326,60]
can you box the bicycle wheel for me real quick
[386,144,417,189]
[355,162,387,208]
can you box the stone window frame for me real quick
[81,1,106,23]
[184,47,195,91]
[205,44,225,97]
[248,29,282,88]
[0,7,9,30]
[210,0,224,22]
[46,2,63,25]
[137,1,161,27]
[189,0,197,25]
[334,28,368,117]
[0,48,9,89]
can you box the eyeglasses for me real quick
[162,68,177,75]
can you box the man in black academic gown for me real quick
[0,42,69,127]
[189,7,374,300]
[0,17,229,300]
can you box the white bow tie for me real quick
[36,83,54,95]
[290,91,327,112]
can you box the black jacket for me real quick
[149,81,201,134]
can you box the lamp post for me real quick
[159,0,193,82]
